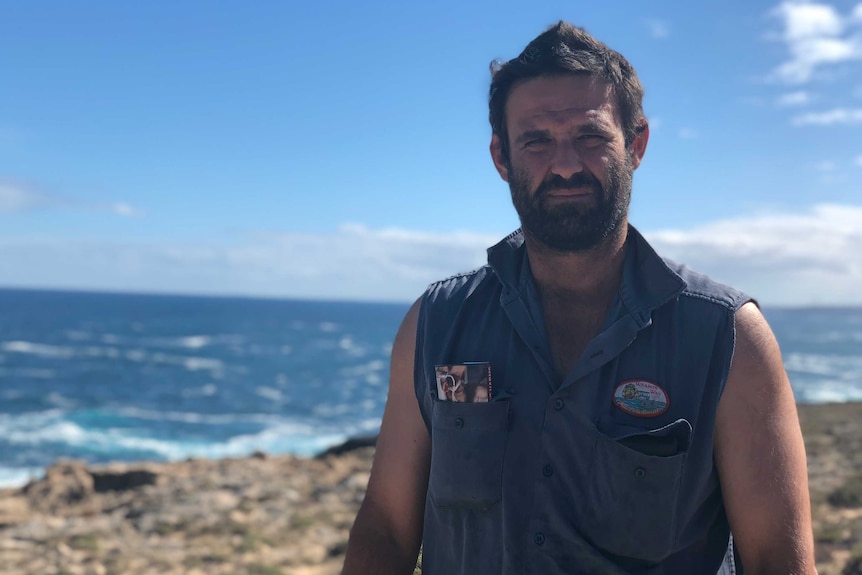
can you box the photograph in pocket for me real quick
[435,362,492,402]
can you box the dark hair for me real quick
[489,21,645,161]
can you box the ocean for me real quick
[1,289,860,488]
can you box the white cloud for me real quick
[646,204,862,306]
[769,1,862,84]
[776,90,811,106]
[0,180,144,217]
[792,107,862,124]
[3,207,862,306]
[677,127,698,139]
[853,3,862,22]
[646,19,670,39]
[106,203,145,217]
[814,160,837,171]
[0,183,53,213]
[855,154,862,166]
[773,38,858,83]
[778,2,843,40]
[0,226,499,303]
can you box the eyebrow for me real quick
[513,129,551,145]
[577,121,614,134]
[513,122,615,145]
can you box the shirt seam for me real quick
[677,290,741,310]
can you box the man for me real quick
[342,22,816,575]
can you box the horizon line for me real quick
[1,284,860,311]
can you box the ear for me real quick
[628,119,650,171]
[490,134,510,182]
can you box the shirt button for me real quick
[533,532,545,546]
[455,417,464,429]
[542,464,554,478]
[634,467,646,478]
[553,398,564,411]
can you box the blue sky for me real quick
[1,0,860,305]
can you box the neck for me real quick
[523,223,628,305]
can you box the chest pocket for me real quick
[576,418,691,563]
[428,399,509,510]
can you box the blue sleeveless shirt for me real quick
[413,226,750,575]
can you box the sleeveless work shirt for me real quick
[413,226,750,575]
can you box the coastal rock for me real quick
[315,435,377,458]
[22,460,95,512]
[0,447,375,575]
[0,404,860,574]
[91,469,159,493]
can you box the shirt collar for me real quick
[486,226,686,326]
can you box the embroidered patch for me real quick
[612,380,669,417]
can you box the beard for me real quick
[508,154,633,252]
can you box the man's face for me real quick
[491,75,648,252]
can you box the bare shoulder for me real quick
[715,302,816,574]
[725,302,787,400]
[734,301,781,364]
[356,297,430,538]
[342,297,430,573]
[388,297,422,385]
[368,296,429,495]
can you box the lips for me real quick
[547,187,592,197]
[544,186,596,203]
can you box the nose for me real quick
[550,141,584,180]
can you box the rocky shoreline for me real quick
[1,403,861,575]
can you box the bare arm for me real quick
[342,298,431,575]
[715,302,816,574]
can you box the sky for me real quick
[1,0,860,306]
